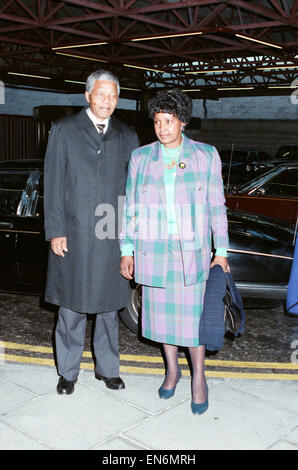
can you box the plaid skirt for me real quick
[141,239,206,347]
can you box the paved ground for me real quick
[1,292,298,452]
[0,361,298,452]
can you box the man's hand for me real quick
[120,256,134,280]
[51,237,68,257]
[210,255,230,273]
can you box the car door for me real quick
[15,170,48,291]
[233,167,298,223]
[0,169,34,289]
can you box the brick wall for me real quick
[0,84,297,120]
[192,95,297,120]
[0,85,297,161]
[185,119,298,157]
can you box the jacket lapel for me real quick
[175,135,196,185]
[147,136,197,209]
[149,141,167,208]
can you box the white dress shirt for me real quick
[86,107,109,134]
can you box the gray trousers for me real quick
[55,307,120,381]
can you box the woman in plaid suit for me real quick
[120,89,229,414]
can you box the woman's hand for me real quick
[210,255,230,273]
[120,256,134,280]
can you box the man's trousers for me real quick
[55,307,120,381]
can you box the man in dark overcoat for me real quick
[44,70,139,394]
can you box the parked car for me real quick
[220,149,274,187]
[0,160,295,334]
[225,162,298,224]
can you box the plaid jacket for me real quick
[120,135,229,287]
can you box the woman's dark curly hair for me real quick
[147,88,192,125]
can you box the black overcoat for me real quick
[44,108,139,313]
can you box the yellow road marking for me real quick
[2,354,55,367]
[2,341,53,354]
[1,353,298,381]
[2,341,298,370]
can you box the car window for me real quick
[247,152,256,163]
[234,151,248,163]
[219,151,232,163]
[0,170,31,216]
[279,149,298,159]
[276,146,298,159]
[258,152,271,161]
[220,150,248,163]
[262,168,298,197]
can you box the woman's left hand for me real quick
[210,255,230,273]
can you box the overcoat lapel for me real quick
[74,107,100,144]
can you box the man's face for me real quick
[85,80,118,120]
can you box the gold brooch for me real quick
[179,162,186,169]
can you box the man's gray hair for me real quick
[86,70,120,95]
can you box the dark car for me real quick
[0,160,295,334]
[122,210,296,333]
[225,162,298,224]
[220,149,274,187]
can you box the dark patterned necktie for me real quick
[96,123,105,134]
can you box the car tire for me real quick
[119,281,142,334]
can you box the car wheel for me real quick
[119,281,142,334]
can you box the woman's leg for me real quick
[162,343,179,389]
[188,345,208,404]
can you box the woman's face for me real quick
[154,112,185,148]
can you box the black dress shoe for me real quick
[95,372,125,390]
[57,377,75,395]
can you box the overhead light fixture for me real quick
[64,79,85,85]
[52,42,107,50]
[132,31,203,41]
[235,34,282,49]
[64,80,141,91]
[183,88,201,92]
[217,87,254,90]
[268,85,298,88]
[55,52,108,63]
[185,69,237,74]
[7,72,51,80]
[124,64,164,74]
[257,65,298,71]
[120,87,141,91]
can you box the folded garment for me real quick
[199,264,245,351]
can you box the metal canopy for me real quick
[0,0,297,100]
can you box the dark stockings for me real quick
[162,343,207,404]
[189,345,208,404]
[162,344,179,389]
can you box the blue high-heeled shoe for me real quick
[158,369,182,399]
[191,385,209,415]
